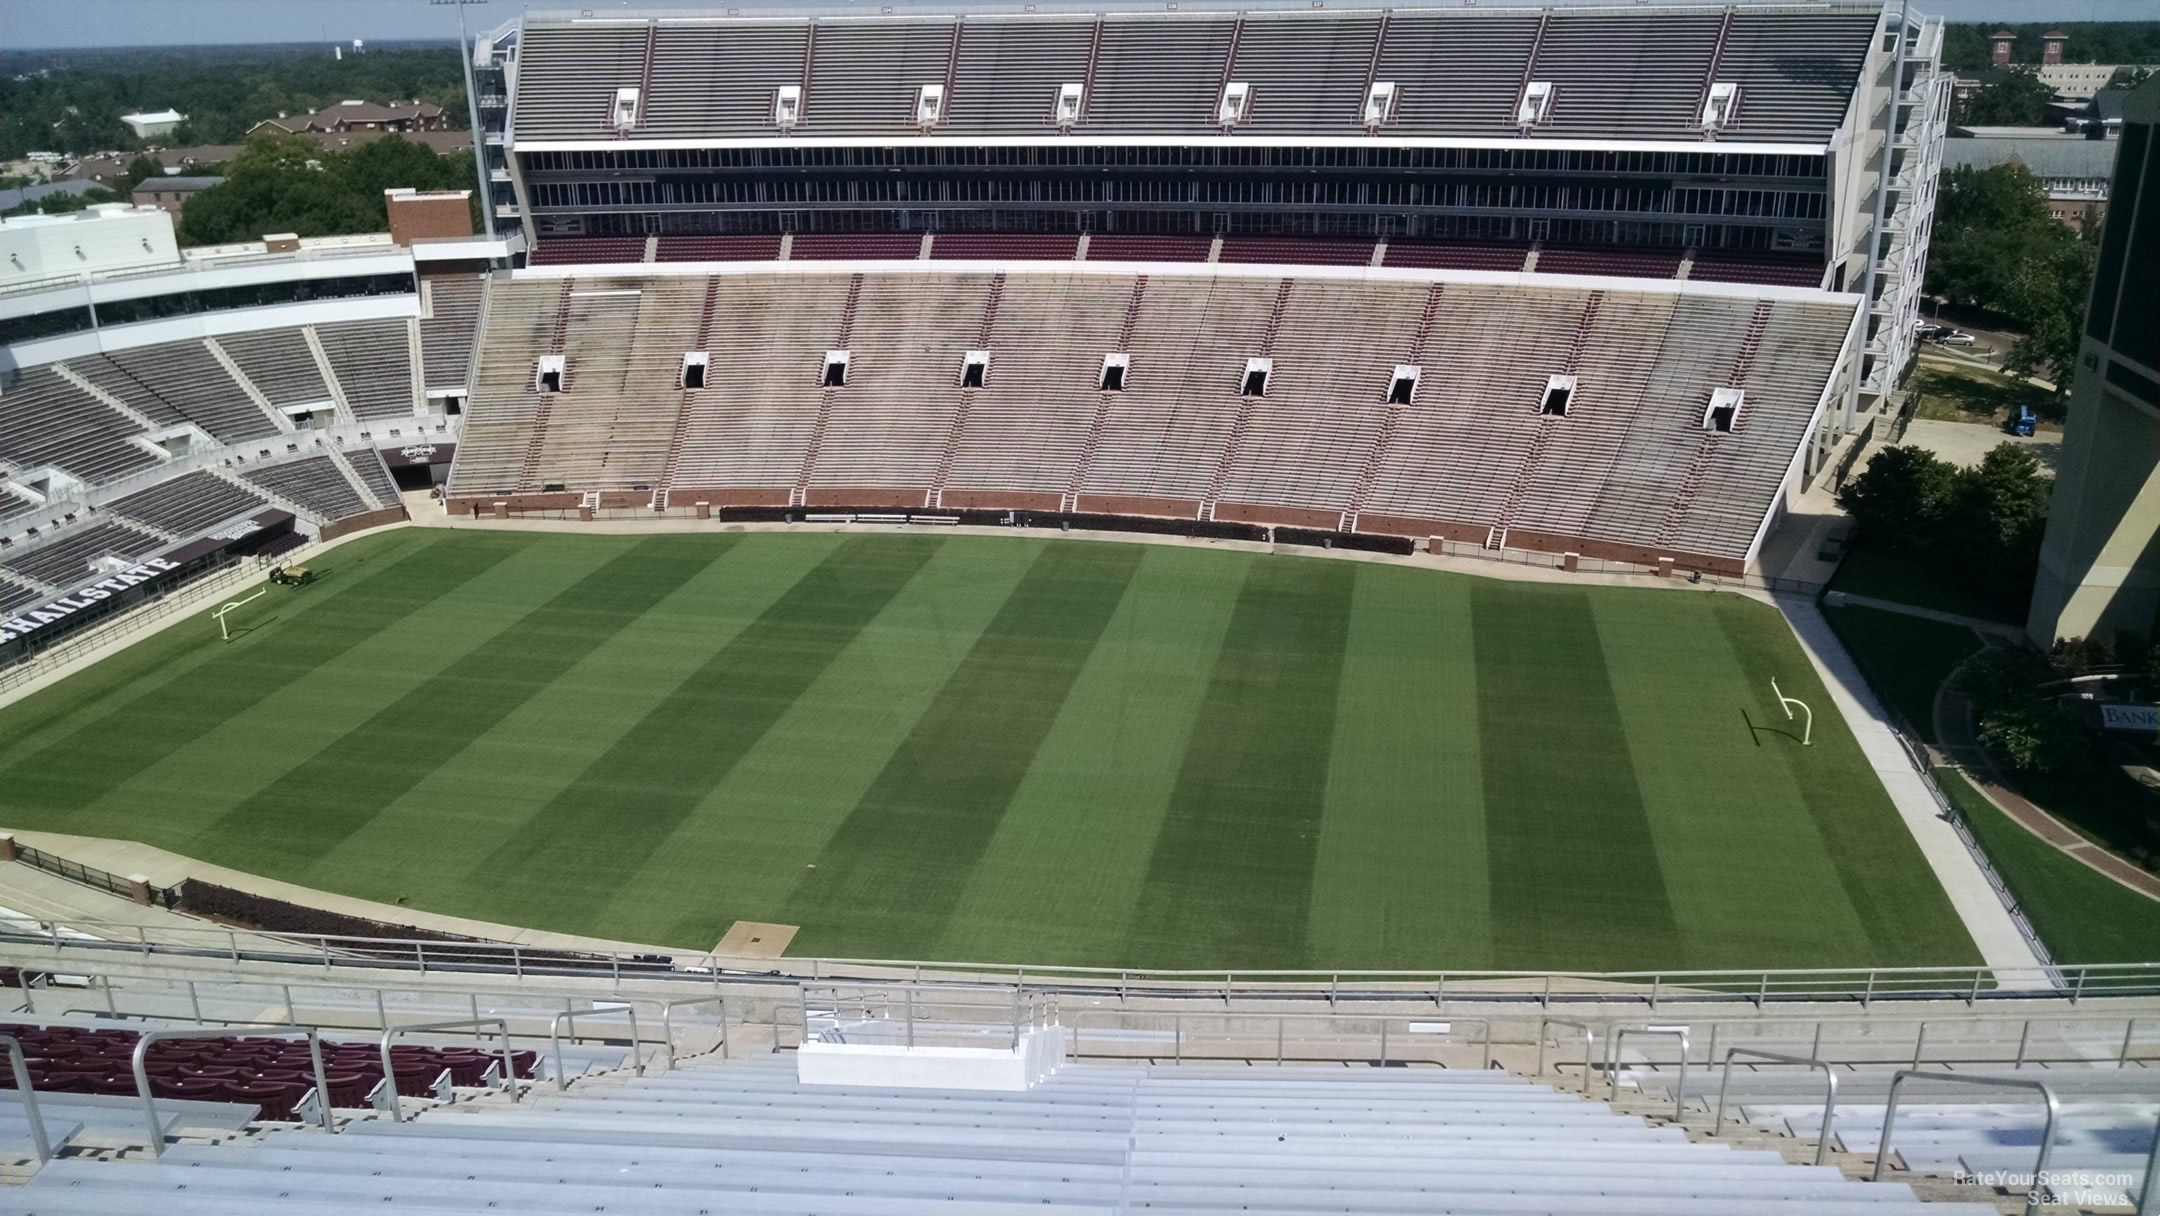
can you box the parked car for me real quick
[2007,404,2038,437]
[1934,331,1977,346]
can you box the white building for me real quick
[0,203,181,285]
[119,109,185,139]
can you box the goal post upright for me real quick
[1771,677,1813,746]
[212,587,270,642]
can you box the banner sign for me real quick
[381,442,455,469]
[0,557,183,646]
[2100,703,2160,733]
[0,511,295,658]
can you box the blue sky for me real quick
[2,0,2154,49]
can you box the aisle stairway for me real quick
[14,1051,2001,1214]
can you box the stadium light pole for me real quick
[433,0,498,242]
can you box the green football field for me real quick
[0,528,1978,972]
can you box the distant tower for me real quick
[353,39,366,55]
[1991,30,2015,68]
[2042,30,2066,66]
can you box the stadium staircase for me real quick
[1657,300,1772,550]
[9,1046,2013,1214]
[514,282,576,493]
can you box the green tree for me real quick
[1926,163,2097,394]
[1837,445,1960,554]
[1,186,120,218]
[175,132,477,246]
[1954,73,2058,126]
[1942,443,2053,590]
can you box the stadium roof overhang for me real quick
[505,255,1860,313]
[512,134,1830,158]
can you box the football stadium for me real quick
[0,3,2155,1212]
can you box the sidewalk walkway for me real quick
[1820,590,2028,640]
[1776,595,2047,982]
[1932,670,2160,903]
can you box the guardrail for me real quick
[1064,1009,1493,1069]
[3,915,2158,1006]
[1872,1071,2062,1216]
[130,1024,334,1156]
[8,844,179,909]
[1713,1048,1838,1166]
[0,1034,55,1163]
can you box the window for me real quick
[1539,374,1575,416]
[1517,81,1553,128]
[916,84,945,128]
[1364,82,1397,128]
[1387,364,1420,406]
[682,351,709,390]
[774,85,802,129]
[1100,352,1128,391]
[822,349,849,387]
[1219,82,1251,127]
[1240,357,1272,398]
[1703,386,1743,432]
[1701,82,1738,132]
[535,354,565,394]
[1056,82,1084,127]
[960,349,988,388]
[612,86,641,131]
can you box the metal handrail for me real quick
[657,996,729,1069]
[0,1034,54,1163]
[1712,1047,1839,1166]
[1609,1025,1690,1122]
[377,1017,520,1123]
[547,1006,643,1091]
[131,1025,334,1156]
[1870,1071,2061,1216]
[1536,1017,1599,1092]
[4,914,2160,1006]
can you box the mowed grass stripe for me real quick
[782,541,1145,957]
[930,545,1248,967]
[1472,583,1682,970]
[1592,592,1874,969]
[1308,566,1492,970]
[0,532,511,815]
[1125,557,1356,970]
[189,535,727,872]
[301,535,845,920]
[0,529,441,758]
[471,535,945,930]
[1712,597,1979,965]
[627,538,1039,949]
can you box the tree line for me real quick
[0,44,467,160]
[1925,162,2098,393]
[1941,22,2160,74]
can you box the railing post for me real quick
[415,942,426,973]
[1649,974,1660,1010]
[1756,972,1768,1008]
[2014,1020,2032,1069]
[102,974,115,1014]
[376,989,388,1029]
[283,985,297,1026]
[1912,1023,1928,1070]
[2071,966,2087,1004]
[228,929,239,962]
[0,1036,53,1163]
[1968,969,1983,1006]
[1174,1014,1182,1065]
[1862,970,1876,1008]
[1379,1019,1388,1066]
[1276,1017,1284,1065]
[187,980,202,1024]
[512,944,523,978]
[906,987,915,1050]
[2121,1017,2139,1069]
